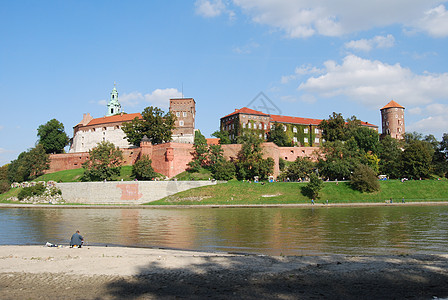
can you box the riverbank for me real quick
[0,246,447,299]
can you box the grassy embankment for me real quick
[2,167,448,205]
[148,179,448,205]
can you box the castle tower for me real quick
[169,98,196,144]
[106,84,122,116]
[380,100,405,139]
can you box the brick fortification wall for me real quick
[49,143,320,178]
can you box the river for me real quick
[1,205,447,256]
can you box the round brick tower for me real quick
[380,100,405,140]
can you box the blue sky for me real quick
[1,0,448,165]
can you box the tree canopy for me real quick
[267,123,290,147]
[7,144,49,183]
[37,119,69,154]
[122,106,176,146]
[81,141,123,181]
[235,134,274,180]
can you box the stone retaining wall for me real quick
[56,181,217,205]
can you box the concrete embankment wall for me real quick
[56,181,217,205]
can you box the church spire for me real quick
[106,83,122,116]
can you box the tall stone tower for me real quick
[169,98,196,144]
[380,100,405,139]
[106,84,122,116]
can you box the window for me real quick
[314,128,319,134]
[248,123,252,129]
[270,124,273,129]
[258,123,262,129]
[183,112,187,117]
[293,137,297,143]
[264,124,267,130]
[243,123,246,129]
[283,125,287,132]
[304,137,308,143]
[315,137,320,143]
[103,127,107,131]
[176,112,180,117]
[179,120,184,126]
[304,128,308,134]
[293,127,297,133]
[259,134,262,139]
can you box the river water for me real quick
[1,206,447,256]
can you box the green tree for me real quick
[303,173,323,199]
[211,130,231,144]
[350,164,380,193]
[235,134,274,180]
[401,140,433,179]
[351,126,380,154]
[267,124,290,147]
[122,106,176,146]
[37,119,70,154]
[317,139,362,180]
[318,112,345,142]
[212,160,236,180]
[187,130,209,172]
[81,141,123,181]
[282,157,315,181]
[132,155,157,180]
[378,136,402,178]
[7,145,50,183]
[0,164,9,194]
[433,133,448,177]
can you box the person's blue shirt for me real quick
[70,231,83,247]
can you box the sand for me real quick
[1,245,448,299]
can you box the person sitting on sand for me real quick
[70,230,84,248]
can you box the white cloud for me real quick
[195,0,235,19]
[418,4,448,37]
[119,92,144,107]
[408,107,422,115]
[144,88,183,109]
[407,116,448,134]
[233,41,259,54]
[281,65,323,84]
[345,34,395,52]
[205,1,447,38]
[297,54,448,108]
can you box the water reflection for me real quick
[0,206,447,256]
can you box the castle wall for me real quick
[49,143,320,179]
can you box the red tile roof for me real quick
[222,107,270,119]
[381,100,405,110]
[270,114,322,126]
[86,113,142,126]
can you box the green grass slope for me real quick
[149,179,448,205]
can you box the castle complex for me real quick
[69,86,195,153]
[49,86,404,178]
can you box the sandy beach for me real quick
[1,246,448,299]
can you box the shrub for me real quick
[212,161,236,181]
[302,173,323,199]
[132,155,156,180]
[17,183,46,200]
[350,164,381,193]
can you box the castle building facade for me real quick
[69,86,196,153]
[380,100,405,139]
[220,107,378,146]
